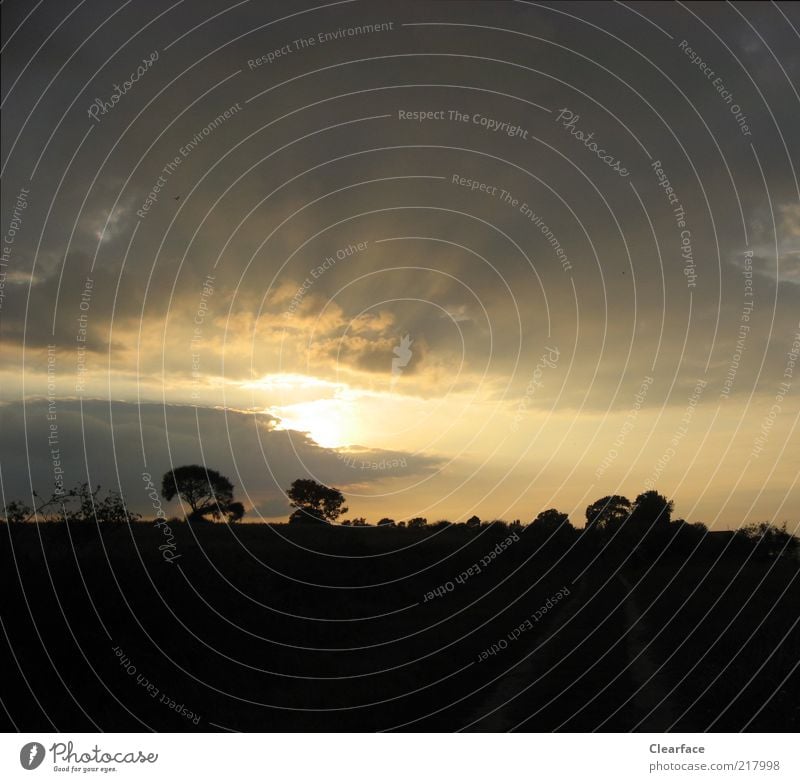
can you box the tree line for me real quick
[2,464,797,558]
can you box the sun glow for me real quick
[241,374,359,448]
[269,398,357,448]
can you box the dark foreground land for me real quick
[1,522,798,731]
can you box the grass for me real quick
[1,521,797,731]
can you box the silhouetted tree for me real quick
[661,518,709,555]
[161,465,235,522]
[465,515,481,528]
[531,508,573,534]
[630,490,673,529]
[377,517,395,526]
[286,478,347,524]
[736,521,799,559]
[407,517,428,529]
[585,495,631,533]
[350,517,368,527]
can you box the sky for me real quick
[1,0,799,528]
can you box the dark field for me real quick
[2,522,798,732]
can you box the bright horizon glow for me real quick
[241,373,347,392]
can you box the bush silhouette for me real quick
[3,500,33,524]
[226,501,245,523]
[289,508,327,525]
[1,483,140,523]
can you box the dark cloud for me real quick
[0,400,444,520]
